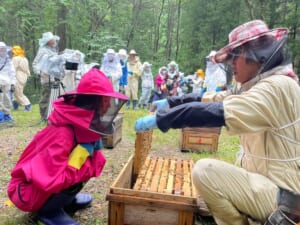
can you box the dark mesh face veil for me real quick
[224,34,290,75]
[72,95,126,135]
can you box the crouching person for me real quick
[7,68,128,225]
[134,20,300,225]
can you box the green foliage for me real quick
[0,0,300,75]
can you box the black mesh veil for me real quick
[69,95,126,135]
[224,34,291,78]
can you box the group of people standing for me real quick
[0,42,31,124]
[99,48,143,110]
[0,30,229,125]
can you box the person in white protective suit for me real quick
[61,49,85,92]
[204,50,227,92]
[32,32,62,121]
[0,42,16,123]
[100,49,122,93]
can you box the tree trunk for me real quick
[260,0,266,20]
[127,0,142,47]
[153,0,165,58]
[244,0,255,20]
[56,1,68,51]
[175,0,181,60]
[166,0,175,60]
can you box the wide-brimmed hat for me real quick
[129,49,137,55]
[106,48,115,54]
[214,20,288,63]
[63,68,128,100]
[118,49,127,56]
[39,32,60,47]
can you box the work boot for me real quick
[37,185,84,225]
[23,104,31,112]
[37,208,79,225]
[64,193,93,214]
[133,100,139,110]
[125,100,130,110]
[13,101,19,110]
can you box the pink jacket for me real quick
[7,99,106,212]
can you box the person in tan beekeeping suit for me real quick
[134,20,300,225]
[12,45,31,111]
[125,49,142,110]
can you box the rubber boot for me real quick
[125,100,130,110]
[37,183,84,225]
[37,208,79,225]
[24,104,31,112]
[37,194,79,225]
[133,100,139,110]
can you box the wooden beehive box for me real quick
[103,113,123,149]
[106,131,207,225]
[179,127,221,153]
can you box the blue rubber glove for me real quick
[135,115,157,132]
[152,99,169,112]
[128,70,133,75]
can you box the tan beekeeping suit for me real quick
[125,55,142,100]
[12,55,31,106]
[193,70,300,225]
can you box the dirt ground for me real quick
[0,121,215,225]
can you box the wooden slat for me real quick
[150,157,164,192]
[189,159,198,197]
[109,202,124,225]
[141,157,157,191]
[133,156,151,190]
[107,188,197,205]
[111,155,134,188]
[182,160,191,197]
[174,159,183,195]
[134,131,153,176]
[157,158,170,193]
[178,211,194,225]
[107,193,199,212]
[165,159,176,194]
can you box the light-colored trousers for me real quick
[0,84,12,114]
[14,76,30,106]
[139,87,152,106]
[192,159,278,225]
[125,77,138,100]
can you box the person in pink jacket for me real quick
[7,68,128,225]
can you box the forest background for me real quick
[0,0,300,102]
